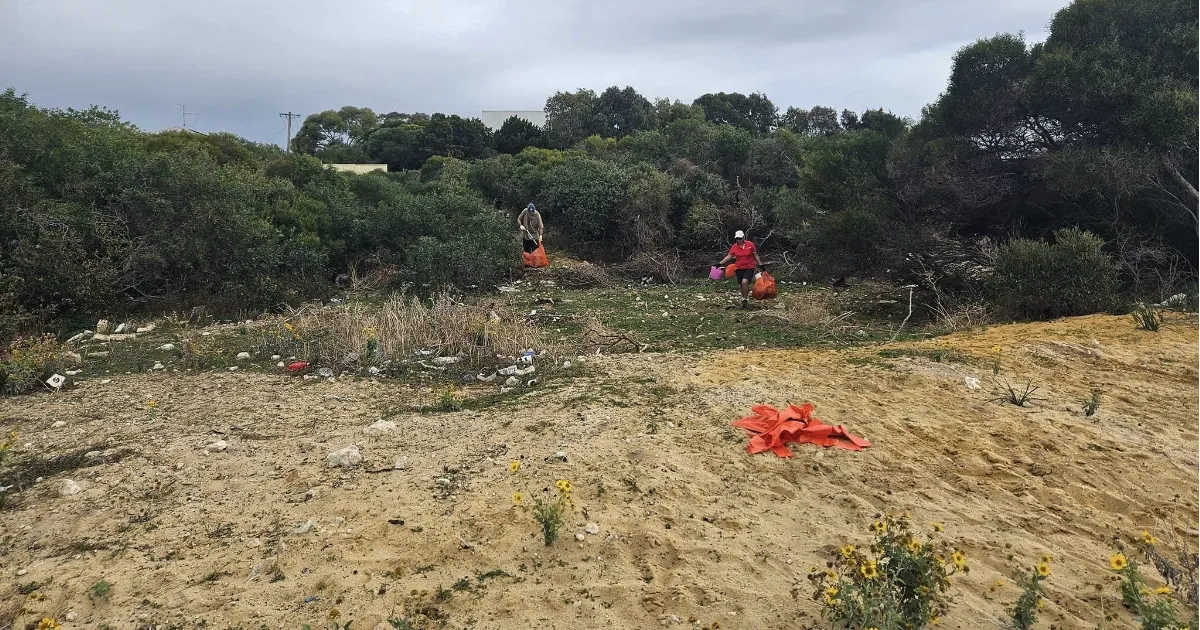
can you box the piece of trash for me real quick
[95,319,111,334]
[431,356,461,365]
[157,343,175,351]
[515,366,535,376]
[152,362,165,370]
[585,523,600,535]
[114,322,127,333]
[60,479,83,496]
[497,365,519,376]
[136,323,156,333]
[526,378,538,387]
[67,331,91,343]
[271,354,281,360]
[46,374,66,389]
[500,387,513,394]
[416,349,433,356]
[732,403,870,457]
[552,451,567,462]
[287,361,309,372]
[206,440,228,453]
[561,360,572,369]
[317,367,334,378]
[277,362,286,368]
[368,366,381,376]
[228,366,239,372]
[236,352,251,361]
[393,456,410,470]
[964,376,981,390]
[65,369,82,376]
[388,518,406,526]
[292,518,317,534]
[504,376,520,387]
[476,372,497,383]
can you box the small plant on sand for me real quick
[991,345,1002,376]
[0,334,74,395]
[88,579,112,599]
[1083,390,1101,417]
[530,480,574,546]
[991,377,1041,407]
[1131,303,1164,332]
[37,618,62,630]
[1009,557,1052,629]
[808,513,965,629]
[434,387,463,412]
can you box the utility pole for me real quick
[279,112,300,151]
[176,104,197,130]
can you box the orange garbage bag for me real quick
[732,402,870,458]
[724,264,737,278]
[523,243,549,268]
[751,271,777,300]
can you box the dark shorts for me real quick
[523,239,539,253]
[736,268,756,284]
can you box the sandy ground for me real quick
[0,314,1196,629]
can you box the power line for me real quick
[279,112,300,151]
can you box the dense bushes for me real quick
[0,89,518,343]
[990,228,1122,320]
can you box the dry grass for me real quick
[290,292,544,369]
[615,250,684,284]
[754,292,834,326]
[543,259,615,289]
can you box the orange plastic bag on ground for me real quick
[732,402,870,458]
[724,264,736,278]
[751,271,777,299]
[523,243,549,268]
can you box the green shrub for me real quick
[0,335,75,395]
[990,228,1121,320]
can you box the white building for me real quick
[481,110,546,131]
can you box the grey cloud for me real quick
[0,0,1067,144]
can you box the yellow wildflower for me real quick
[991,345,1002,354]
[362,327,378,337]
[554,479,573,495]
[1041,554,1053,563]
[871,520,887,535]
[826,570,838,581]
[1036,561,1051,577]
[860,560,879,580]
[146,400,158,409]
[1142,531,1158,545]
[1110,553,1128,571]
[908,539,922,553]
[824,586,838,602]
[931,522,944,533]
[1153,586,1172,595]
[512,492,523,505]
[839,545,856,558]
[328,607,341,620]
[952,550,967,570]
[509,460,521,473]
[37,619,61,630]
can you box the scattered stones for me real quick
[152,362,165,371]
[364,420,396,436]
[317,367,335,378]
[206,440,229,453]
[393,456,410,470]
[228,366,239,372]
[51,420,66,429]
[326,445,362,468]
[585,523,600,535]
[964,376,981,390]
[575,533,586,542]
[236,352,251,361]
[60,479,83,496]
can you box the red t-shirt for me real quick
[728,241,757,270]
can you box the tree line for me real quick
[0,0,1195,343]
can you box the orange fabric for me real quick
[732,402,870,457]
[523,243,549,268]
[752,271,777,300]
[724,264,737,278]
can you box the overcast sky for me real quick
[1,0,1069,146]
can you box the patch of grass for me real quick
[207,523,235,538]
[434,585,454,602]
[451,577,472,592]
[0,446,133,491]
[1083,390,1101,417]
[199,570,227,584]
[877,347,966,363]
[413,564,436,575]
[1132,302,1164,332]
[17,581,42,595]
[991,378,1042,407]
[475,569,509,584]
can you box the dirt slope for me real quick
[1,314,1196,629]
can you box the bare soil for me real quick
[1,313,1196,629]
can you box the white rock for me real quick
[504,376,520,387]
[393,456,410,470]
[964,376,981,391]
[236,352,251,360]
[271,355,281,360]
[585,523,600,535]
[67,331,90,343]
[152,362,165,371]
[95,319,111,334]
[158,343,175,351]
[367,366,381,376]
[60,479,82,496]
[364,420,396,436]
[431,356,461,365]
[228,366,239,372]
[575,533,586,542]
[64,612,77,622]
[206,440,228,453]
[51,420,66,429]
[326,445,362,468]
[16,568,27,576]
[277,362,286,368]
[292,518,317,534]
[562,360,572,369]
[317,367,334,378]
[200,331,211,336]
[553,451,567,461]
[136,323,155,333]
[65,369,82,376]
[499,387,513,394]
[99,379,111,384]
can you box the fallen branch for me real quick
[887,285,917,343]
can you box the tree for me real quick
[693,92,778,135]
[291,106,379,156]
[494,115,545,154]
[593,86,656,138]
[544,89,600,149]
[807,106,842,136]
[365,125,427,171]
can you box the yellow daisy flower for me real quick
[1036,561,1051,577]
[1109,553,1128,571]
[860,561,879,580]
[952,550,967,570]
[554,479,573,495]
[908,539,922,553]
[1141,531,1158,545]
[512,492,523,505]
[839,545,856,558]
[509,460,521,473]
[931,522,944,533]
[871,520,887,535]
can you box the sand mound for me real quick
[1,314,1195,629]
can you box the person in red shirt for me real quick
[717,230,763,308]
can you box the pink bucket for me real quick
[708,266,724,280]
